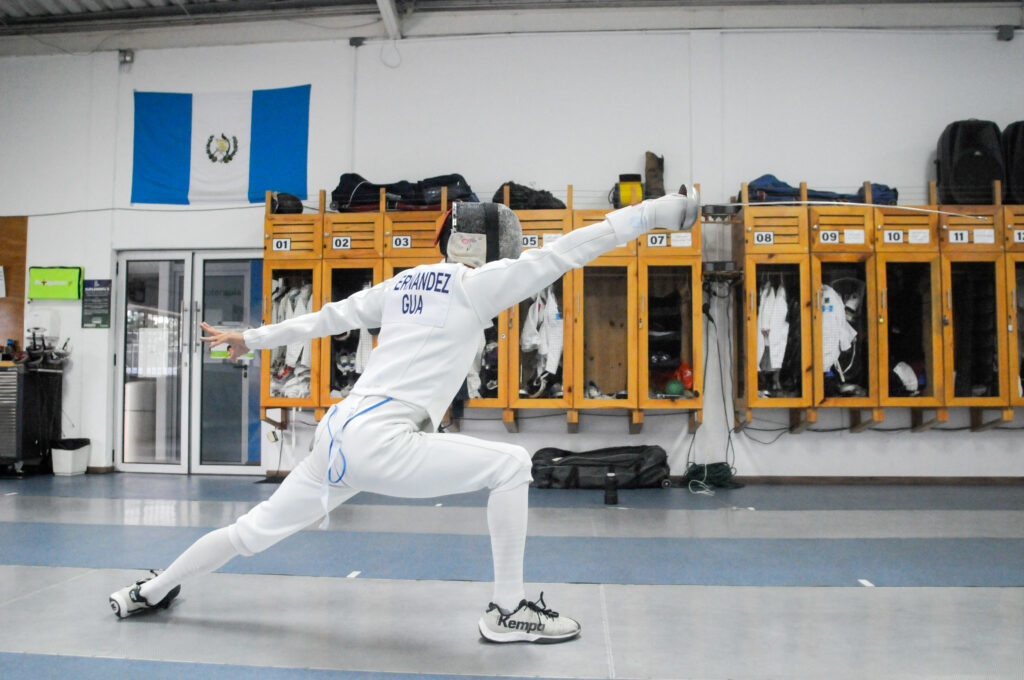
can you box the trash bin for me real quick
[51,438,90,476]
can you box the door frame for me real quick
[114,249,262,474]
[189,250,263,475]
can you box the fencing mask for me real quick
[437,202,523,267]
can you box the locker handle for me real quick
[749,290,755,312]
[946,289,952,310]
[881,288,887,311]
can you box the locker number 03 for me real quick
[391,235,412,249]
[271,238,292,251]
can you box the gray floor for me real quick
[0,474,1021,679]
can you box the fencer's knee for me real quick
[227,523,257,557]
[493,445,533,491]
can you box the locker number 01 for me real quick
[753,231,774,245]
[271,238,292,251]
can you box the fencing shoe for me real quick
[478,592,581,644]
[109,571,180,619]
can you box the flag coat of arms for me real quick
[132,84,310,204]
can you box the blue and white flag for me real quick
[131,84,310,204]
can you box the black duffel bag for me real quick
[531,445,671,489]
[330,172,477,211]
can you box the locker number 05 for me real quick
[271,238,292,251]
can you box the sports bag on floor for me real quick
[531,445,671,489]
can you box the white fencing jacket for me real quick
[244,215,643,429]
[756,282,790,371]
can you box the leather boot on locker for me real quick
[644,151,665,199]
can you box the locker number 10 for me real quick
[883,230,904,244]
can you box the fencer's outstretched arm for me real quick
[238,281,387,352]
[463,192,698,320]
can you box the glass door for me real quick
[190,252,263,473]
[116,250,262,474]
[117,254,190,473]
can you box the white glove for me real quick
[605,188,701,236]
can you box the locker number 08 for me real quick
[753,231,774,245]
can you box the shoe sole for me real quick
[477,620,581,644]
[109,592,130,618]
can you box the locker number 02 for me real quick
[392,235,412,249]
[753,231,774,245]
[271,238,292,251]
[332,236,352,250]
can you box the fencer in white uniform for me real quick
[108,191,700,644]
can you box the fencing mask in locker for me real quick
[436,202,523,267]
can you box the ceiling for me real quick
[1,1,1020,56]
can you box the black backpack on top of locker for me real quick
[1003,121,1024,204]
[936,119,1005,204]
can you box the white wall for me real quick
[2,26,1023,477]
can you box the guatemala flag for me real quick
[131,84,310,204]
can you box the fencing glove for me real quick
[605,189,700,240]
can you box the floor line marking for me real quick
[858,579,875,587]
[346,571,361,578]
[599,583,616,678]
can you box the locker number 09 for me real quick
[819,230,840,244]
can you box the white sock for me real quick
[487,483,528,610]
[139,526,238,604]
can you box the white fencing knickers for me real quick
[227,395,534,557]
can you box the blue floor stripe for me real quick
[1,522,1021,587]
[0,652,574,680]
[3,474,1024,510]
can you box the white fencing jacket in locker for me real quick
[756,282,790,371]
[244,215,643,429]
[819,284,857,372]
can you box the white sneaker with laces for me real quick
[478,592,581,644]
[109,571,180,619]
